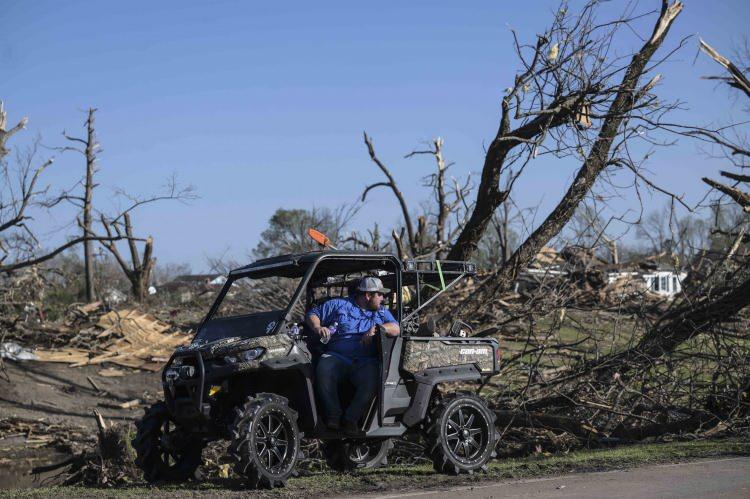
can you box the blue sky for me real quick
[3,1,748,270]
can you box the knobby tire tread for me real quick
[424,391,499,475]
[228,393,300,489]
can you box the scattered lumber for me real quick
[26,308,189,371]
[97,399,140,410]
[33,348,90,364]
[97,367,125,377]
[86,376,102,392]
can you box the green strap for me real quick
[436,260,446,290]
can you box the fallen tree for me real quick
[477,27,750,444]
[458,0,684,318]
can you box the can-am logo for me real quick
[460,348,489,355]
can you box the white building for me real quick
[642,270,686,296]
[607,269,686,297]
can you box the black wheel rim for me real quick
[347,440,382,463]
[444,405,489,464]
[253,409,293,474]
[159,420,190,468]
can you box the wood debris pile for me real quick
[563,274,664,310]
[32,308,189,371]
[0,417,94,455]
[1,303,190,371]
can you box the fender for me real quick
[401,364,483,427]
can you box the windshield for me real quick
[194,274,304,344]
[213,275,304,318]
[193,310,285,344]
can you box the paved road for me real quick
[354,457,750,499]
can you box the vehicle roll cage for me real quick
[400,259,476,322]
[200,251,477,337]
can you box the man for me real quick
[306,276,400,433]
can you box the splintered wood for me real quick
[34,309,188,371]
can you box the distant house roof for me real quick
[531,246,565,268]
[637,251,683,271]
[172,274,224,283]
[160,274,227,291]
[560,246,609,268]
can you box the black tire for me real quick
[228,394,301,489]
[322,438,393,471]
[132,401,204,483]
[425,392,498,475]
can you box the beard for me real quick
[355,294,380,311]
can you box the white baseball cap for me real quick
[356,276,390,294]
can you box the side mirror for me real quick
[449,320,472,338]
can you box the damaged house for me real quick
[515,246,686,300]
[608,260,686,297]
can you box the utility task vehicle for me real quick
[133,251,501,488]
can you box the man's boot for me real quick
[342,419,359,435]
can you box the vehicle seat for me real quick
[414,316,438,337]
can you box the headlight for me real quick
[224,347,265,364]
[238,347,265,362]
[165,365,195,380]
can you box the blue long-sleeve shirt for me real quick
[307,297,397,364]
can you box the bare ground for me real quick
[0,358,162,489]
[2,439,749,497]
[1,359,749,496]
[0,359,162,429]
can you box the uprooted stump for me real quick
[33,410,139,486]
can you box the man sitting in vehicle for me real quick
[306,276,400,433]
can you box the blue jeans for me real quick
[315,354,379,425]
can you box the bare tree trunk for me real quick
[391,228,408,261]
[83,108,97,302]
[608,240,619,265]
[362,133,417,255]
[99,212,155,302]
[446,137,513,263]
[417,215,427,254]
[447,81,589,262]
[495,179,514,266]
[433,138,449,258]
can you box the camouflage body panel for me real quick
[401,338,496,374]
[176,334,294,361]
[231,334,304,371]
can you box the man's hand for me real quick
[360,325,378,346]
[315,326,331,341]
